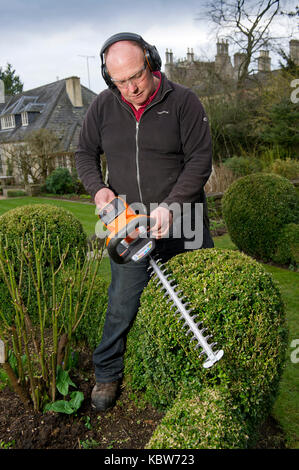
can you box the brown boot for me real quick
[91,380,120,411]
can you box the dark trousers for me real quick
[93,227,214,383]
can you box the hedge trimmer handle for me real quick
[98,197,155,264]
[107,215,155,264]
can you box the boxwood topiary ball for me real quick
[146,386,250,449]
[124,248,288,432]
[221,173,299,261]
[0,203,87,268]
[272,223,299,266]
[0,204,88,324]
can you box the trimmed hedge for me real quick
[124,249,288,444]
[222,173,299,261]
[0,204,87,267]
[147,387,249,449]
[0,204,87,323]
[272,223,299,266]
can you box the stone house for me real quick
[165,39,299,95]
[0,76,96,184]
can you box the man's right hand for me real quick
[94,187,115,210]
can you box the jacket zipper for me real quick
[135,121,143,203]
[116,88,172,205]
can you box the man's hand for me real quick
[150,206,173,239]
[94,187,115,210]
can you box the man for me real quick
[75,32,214,412]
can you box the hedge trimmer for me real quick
[98,197,223,369]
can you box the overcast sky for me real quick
[0,0,297,94]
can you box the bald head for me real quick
[105,41,144,75]
[103,39,159,110]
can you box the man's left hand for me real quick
[150,206,173,239]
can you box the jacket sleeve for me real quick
[162,89,212,206]
[75,97,107,200]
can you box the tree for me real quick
[0,63,23,96]
[202,0,283,88]
[25,129,61,182]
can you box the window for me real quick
[1,114,15,130]
[21,112,28,126]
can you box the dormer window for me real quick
[1,114,15,130]
[21,111,28,126]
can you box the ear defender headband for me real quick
[100,32,162,88]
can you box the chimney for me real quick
[290,39,299,66]
[165,48,173,64]
[216,39,229,56]
[0,78,4,104]
[66,76,83,107]
[186,48,194,63]
[258,50,271,72]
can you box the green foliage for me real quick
[269,158,299,180]
[252,69,299,155]
[44,366,84,415]
[0,63,23,95]
[125,249,288,445]
[204,94,258,160]
[0,203,86,268]
[0,231,104,412]
[272,223,299,266]
[259,98,299,151]
[222,173,299,261]
[46,167,76,195]
[0,204,87,323]
[147,387,249,449]
[57,263,108,350]
[6,190,28,198]
[223,155,263,177]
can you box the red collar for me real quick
[121,71,161,121]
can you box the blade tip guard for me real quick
[203,349,224,369]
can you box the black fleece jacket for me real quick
[75,73,212,214]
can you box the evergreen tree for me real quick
[0,63,23,96]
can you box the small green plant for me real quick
[79,439,99,449]
[44,366,84,414]
[0,440,15,449]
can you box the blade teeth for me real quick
[205,334,213,342]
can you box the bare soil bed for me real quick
[0,347,286,450]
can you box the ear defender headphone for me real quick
[100,32,162,88]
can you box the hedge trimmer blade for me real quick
[148,257,224,369]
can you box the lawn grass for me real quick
[0,197,298,447]
[0,196,97,236]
